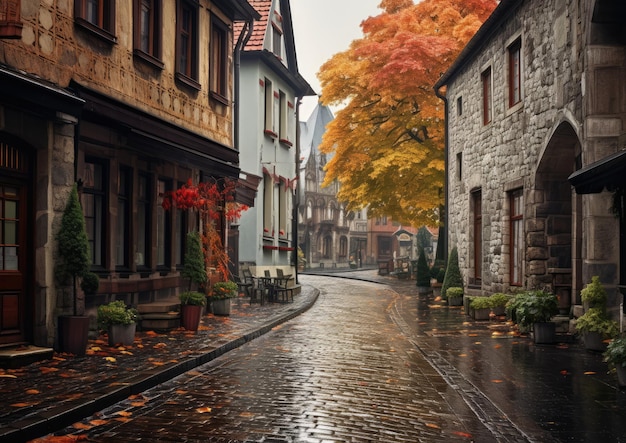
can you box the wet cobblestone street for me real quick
[40,276,500,442]
[27,273,626,442]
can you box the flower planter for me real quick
[448,295,463,306]
[58,315,90,356]
[583,331,607,352]
[108,323,136,346]
[181,304,203,331]
[533,322,556,344]
[473,308,491,321]
[616,366,626,388]
[212,298,232,316]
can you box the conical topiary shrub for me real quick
[441,247,463,299]
[181,231,207,292]
[416,247,431,288]
[56,184,90,316]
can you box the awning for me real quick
[568,150,626,194]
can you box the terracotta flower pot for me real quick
[181,304,203,331]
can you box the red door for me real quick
[0,141,30,346]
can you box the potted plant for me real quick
[576,308,619,351]
[604,337,626,387]
[470,296,492,320]
[509,290,559,343]
[430,259,446,298]
[56,184,92,356]
[415,248,431,293]
[97,301,138,346]
[441,247,463,301]
[179,290,207,331]
[446,287,464,307]
[211,280,238,316]
[581,275,606,310]
[489,293,512,317]
[576,276,618,351]
[179,231,208,331]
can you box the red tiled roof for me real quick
[234,0,271,51]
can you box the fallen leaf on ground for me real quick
[584,371,596,375]
[0,374,17,378]
[104,357,116,362]
[39,367,59,374]
[72,422,92,430]
[452,431,473,438]
[196,406,212,413]
[89,419,108,426]
[26,389,40,394]
[425,423,441,429]
[116,411,132,417]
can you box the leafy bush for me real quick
[581,276,607,309]
[446,287,463,298]
[182,231,207,291]
[441,247,463,298]
[179,291,207,306]
[80,272,100,295]
[507,290,558,328]
[212,281,239,300]
[489,293,511,308]
[604,337,626,369]
[430,259,446,283]
[470,296,491,310]
[576,307,619,338]
[97,301,138,329]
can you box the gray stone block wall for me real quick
[445,0,585,294]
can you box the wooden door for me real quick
[0,140,30,346]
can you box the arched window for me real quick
[323,235,332,258]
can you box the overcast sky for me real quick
[290,0,382,120]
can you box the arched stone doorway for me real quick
[532,120,582,312]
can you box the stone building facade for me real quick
[0,0,258,349]
[435,0,626,316]
[435,0,626,320]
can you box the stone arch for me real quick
[531,119,582,311]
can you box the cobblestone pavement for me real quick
[33,276,504,442]
[4,271,626,442]
[0,287,319,443]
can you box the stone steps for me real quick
[0,345,54,369]
[138,301,180,332]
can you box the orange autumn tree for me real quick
[162,178,247,283]
[317,0,497,227]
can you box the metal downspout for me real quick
[435,86,449,261]
[234,19,254,150]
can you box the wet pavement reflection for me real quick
[35,273,626,442]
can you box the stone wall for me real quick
[446,0,584,294]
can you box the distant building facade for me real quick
[436,0,626,316]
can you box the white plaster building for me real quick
[236,0,314,276]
